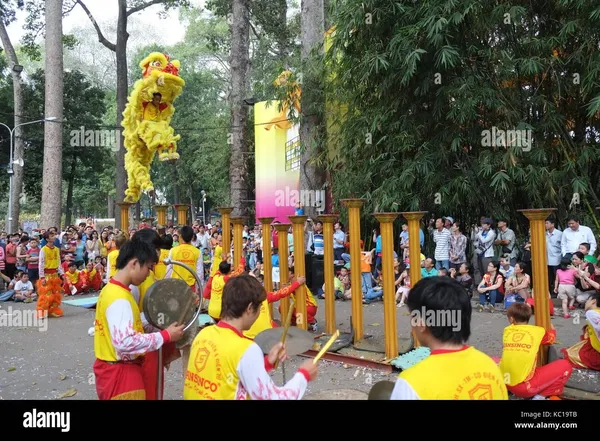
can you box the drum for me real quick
[303,389,368,400]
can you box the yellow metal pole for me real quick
[273,224,291,322]
[258,217,275,317]
[374,212,400,360]
[318,214,338,334]
[230,216,246,268]
[218,207,233,257]
[518,208,555,366]
[400,211,427,348]
[342,199,365,342]
[117,202,133,232]
[174,204,190,226]
[153,204,169,227]
[288,216,308,330]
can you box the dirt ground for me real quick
[0,295,585,400]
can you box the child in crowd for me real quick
[499,303,572,399]
[63,261,86,295]
[450,263,473,296]
[554,257,578,319]
[26,237,40,288]
[14,272,36,303]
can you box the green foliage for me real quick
[325,0,600,233]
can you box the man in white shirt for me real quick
[545,218,562,296]
[561,216,596,257]
[432,218,451,270]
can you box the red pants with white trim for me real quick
[279,305,318,325]
[526,297,555,316]
[507,359,572,398]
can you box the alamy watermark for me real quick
[70,126,120,152]
[410,307,462,331]
[274,186,325,210]
[0,305,48,332]
[481,127,532,152]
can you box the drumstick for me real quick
[274,299,296,370]
[313,329,340,364]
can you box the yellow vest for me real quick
[498,324,546,386]
[588,308,600,353]
[108,249,120,279]
[66,270,80,284]
[154,249,170,280]
[94,280,144,362]
[243,299,271,339]
[170,244,200,286]
[210,246,223,277]
[208,274,226,319]
[137,270,156,310]
[183,323,254,400]
[399,346,508,400]
[42,245,60,269]
[292,287,318,307]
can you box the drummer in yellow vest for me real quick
[93,238,184,400]
[184,274,318,400]
[562,291,600,371]
[390,276,508,400]
[166,226,203,292]
[205,256,246,321]
[105,232,128,283]
[499,303,572,399]
[243,275,306,339]
[153,234,173,280]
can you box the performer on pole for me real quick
[184,274,318,400]
[390,277,508,400]
[93,238,184,400]
[36,231,65,319]
[499,303,572,399]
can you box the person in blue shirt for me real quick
[271,248,280,289]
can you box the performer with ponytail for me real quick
[36,231,65,319]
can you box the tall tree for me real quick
[40,0,64,229]
[229,0,250,217]
[74,0,189,226]
[299,0,326,217]
[0,0,26,232]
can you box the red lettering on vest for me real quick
[504,343,532,349]
[186,370,219,392]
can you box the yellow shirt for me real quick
[154,249,170,280]
[499,324,548,386]
[108,249,120,279]
[137,270,156,311]
[184,322,254,400]
[208,274,226,319]
[396,346,508,400]
[66,270,80,284]
[170,244,200,286]
[94,279,144,362]
[42,245,60,269]
[243,299,271,340]
[291,286,318,308]
[210,246,223,277]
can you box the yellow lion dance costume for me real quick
[122,52,185,203]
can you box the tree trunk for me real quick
[299,0,326,218]
[107,194,114,218]
[229,0,250,217]
[0,20,25,233]
[114,0,129,228]
[172,164,180,204]
[41,0,64,229]
[65,153,77,226]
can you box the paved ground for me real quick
[0,295,586,400]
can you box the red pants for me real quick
[87,276,102,291]
[526,297,555,316]
[142,343,180,400]
[507,360,572,398]
[561,338,600,371]
[279,304,318,325]
[93,358,146,400]
[64,279,84,294]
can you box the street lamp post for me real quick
[201,190,206,225]
[0,117,57,232]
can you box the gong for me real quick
[143,278,197,331]
[368,380,395,400]
[254,326,315,357]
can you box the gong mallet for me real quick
[274,298,296,371]
[313,329,340,364]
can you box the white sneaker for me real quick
[532,394,546,400]
[87,326,95,337]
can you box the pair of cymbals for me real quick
[254,326,315,357]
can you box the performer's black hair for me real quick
[161,234,173,249]
[116,239,159,270]
[131,228,162,251]
[406,276,471,345]
[221,274,266,319]
[180,225,194,243]
[219,261,231,274]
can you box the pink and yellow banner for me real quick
[254,100,300,223]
